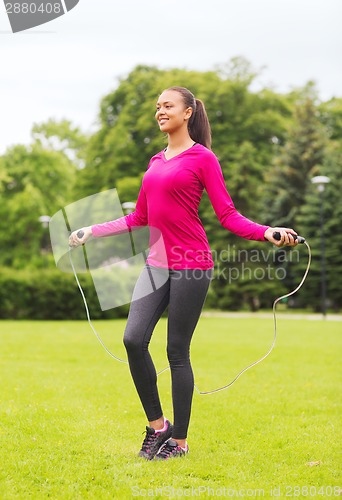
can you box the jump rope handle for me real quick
[77,230,85,239]
[273,231,305,244]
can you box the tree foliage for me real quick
[0,121,86,267]
[263,98,328,228]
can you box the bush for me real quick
[0,267,129,320]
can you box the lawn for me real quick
[0,318,341,499]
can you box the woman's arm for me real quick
[69,185,148,247]
[201,153,297,246]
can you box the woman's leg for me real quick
[167,268,213,441]
[123,265,170,422]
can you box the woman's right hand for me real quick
[68,226,93,248]
[264,227,298,247]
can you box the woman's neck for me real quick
[167,128,194,151]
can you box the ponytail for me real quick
[189,99,212,150]
[166,87,212,149]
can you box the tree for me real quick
[295,141,342,311]
[318,97,342,143]
[31,118,88,169]
[263,98,328,229]
[0,141,77,268]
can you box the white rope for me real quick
[195,241,312,394]
[68,249,127,364]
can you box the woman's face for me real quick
[155,90,193,134]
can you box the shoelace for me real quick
[141,429,157,452]
[157,440,180,459]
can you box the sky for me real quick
[0,0,341,154]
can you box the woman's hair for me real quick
[166,86,212,149]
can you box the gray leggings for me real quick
[123,265,213,439]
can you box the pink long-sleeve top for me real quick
[91,143,269,270]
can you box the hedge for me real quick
[0,267,130,320]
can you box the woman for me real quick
[69,86,298,460]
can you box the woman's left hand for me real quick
[264,227,299,247]
[68,226,93,248]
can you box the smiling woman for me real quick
[69,86,299,461]
[156,86,211,153]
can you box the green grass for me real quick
[0,318,341,499]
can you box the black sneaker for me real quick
[155,438,189,460]
[138,419,173,460]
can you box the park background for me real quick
[0,60,342,317]
[1,1,341,498]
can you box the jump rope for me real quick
[69,230,311,395]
